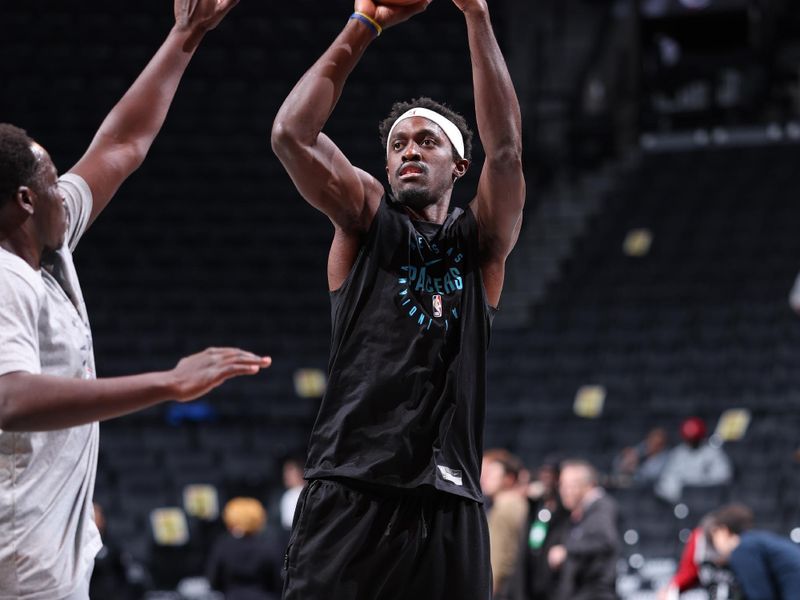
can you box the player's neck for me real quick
[0,230,42,270]
[403,198,450,225]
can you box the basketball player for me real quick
[271,0,525,596]
[0,2,270,599]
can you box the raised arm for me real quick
[456,0,525,306]
[270,0,430,234]
[69,0,239,226]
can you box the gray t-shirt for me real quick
[0,174,101,600]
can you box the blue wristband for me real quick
[350,12,382,37]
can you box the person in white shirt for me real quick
[655,417,732,504]
[279,456,306,531]
[0,2,270,599]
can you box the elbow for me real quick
[271,119,301,158]
[270,120,288,156]
[271,116,319,160]
[127,142,149,173]
[121,137,152,174]
[97,131,149,175]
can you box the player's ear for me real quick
[453,159,469,181]
[16,186,35,215]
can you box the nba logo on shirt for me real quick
[432,294,443,317]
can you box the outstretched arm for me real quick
[456,0,525,307]
[69,0,239,226]
[0,348,270,432]
[270,0,430,233]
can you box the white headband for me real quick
[386,107,465,160]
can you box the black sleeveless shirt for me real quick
[304,195,495,502]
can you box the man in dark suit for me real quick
[548,460,620,600]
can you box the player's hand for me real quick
[175,0,240,33]
[169,347,271,402]
[451,0,488,14]
[354,0,432,31]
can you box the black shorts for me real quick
[282,478,491,600]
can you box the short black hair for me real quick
[0,124,37,207]
[379,97,473,162]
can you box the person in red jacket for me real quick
[658,515,742,600]
[658,527,707,598]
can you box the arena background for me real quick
[3,0,800,598]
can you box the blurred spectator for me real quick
[90,503,144,600]
[708,504,800,600]
[548,460,620,600]
[481,449,528,598]
[789,271,800,314]
[206,497,282,600]
[656,417,732,503]
[508,456,570,600]
[279,455,306,531]
[657,516,741,600]
[612,427,670,487]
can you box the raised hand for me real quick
[170,347,271,402]
[174,0,240,33]
[354,0,432,30]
